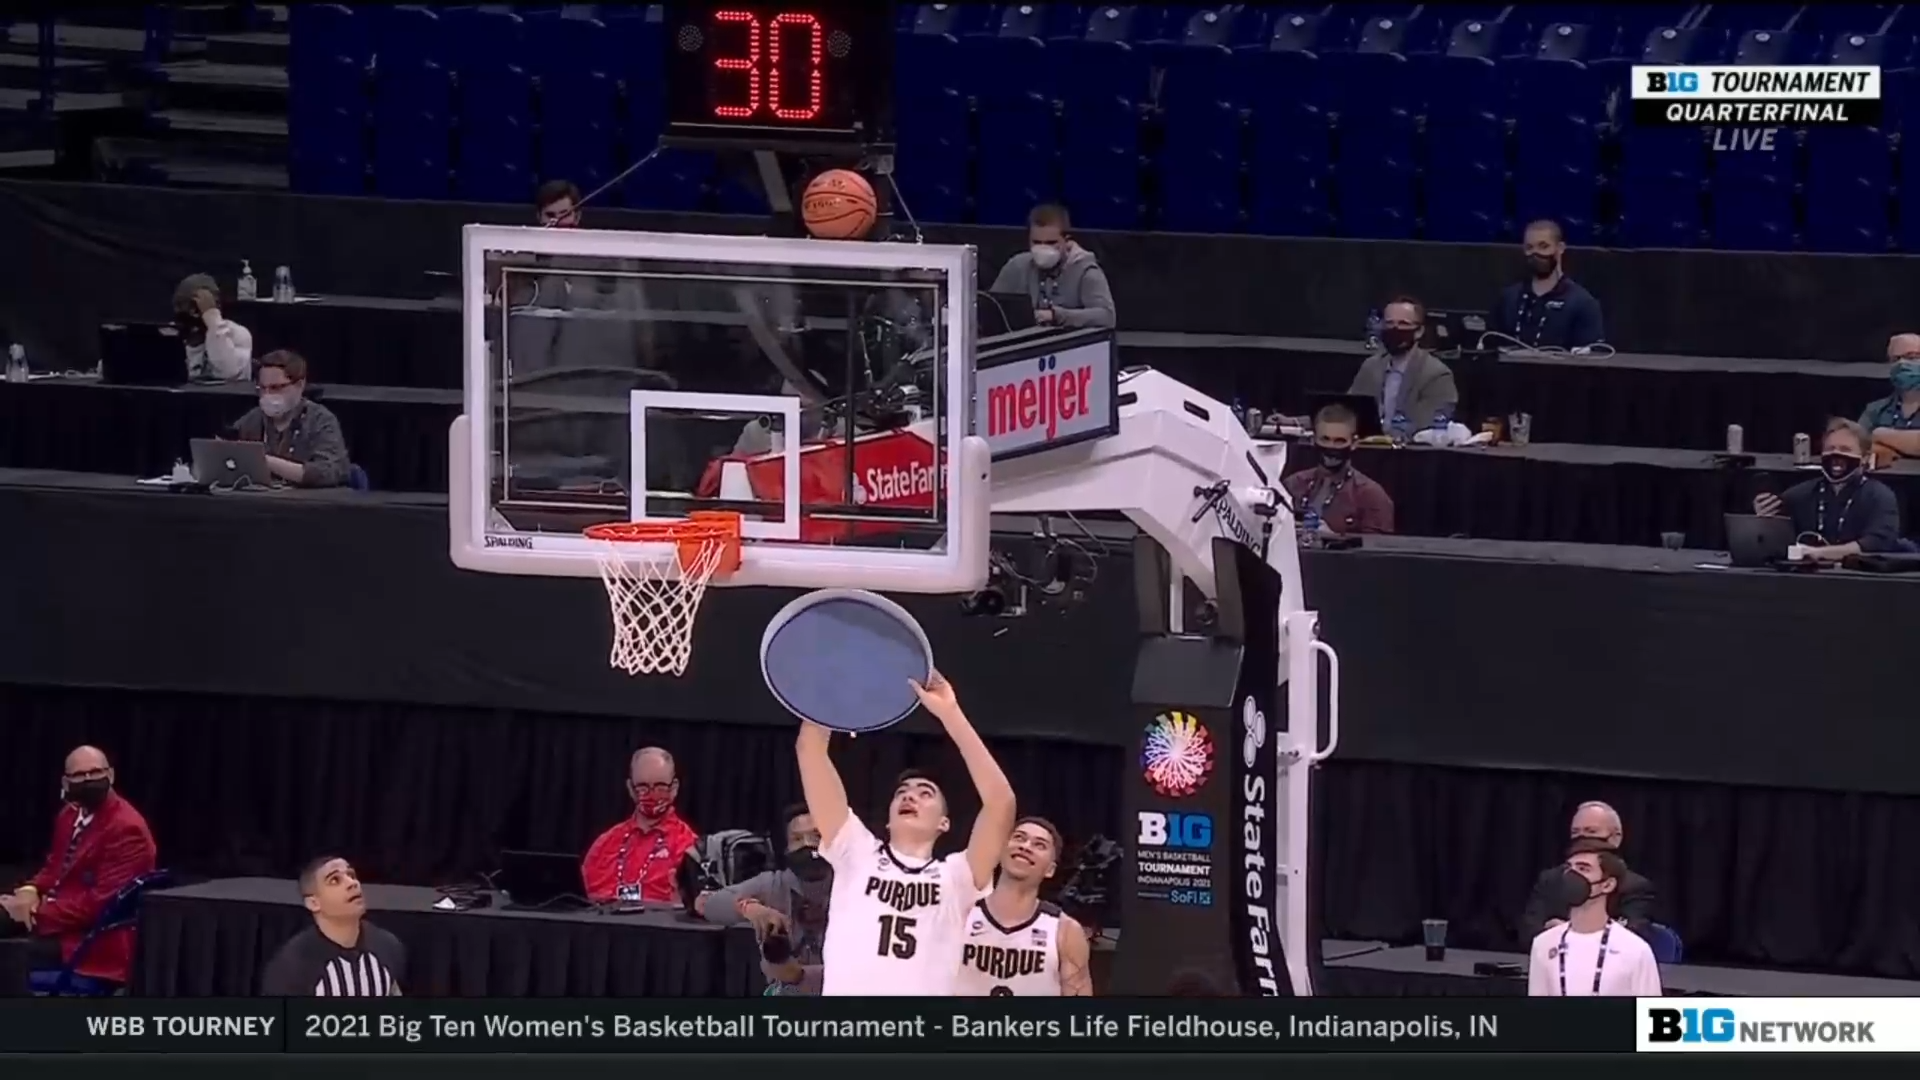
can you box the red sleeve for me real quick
[580,825,620,903]
[27,810,72,894]
[33,821,155,935]
[1357,479,1396,535]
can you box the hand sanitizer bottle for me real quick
[236,260,257,301]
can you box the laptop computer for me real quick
[1302,392,1384,439]
[1724,513,1794,568]
[1424,309,1491,354]
[189,438,274,488]
[979,291,1037,335]
[495,849,590,911]
[100,322,186,386]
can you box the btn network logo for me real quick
[1141,711,1216,798]
[1641,1002,1890,1052]
[1137,811,1212,850]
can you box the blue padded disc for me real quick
[760,589,934,732]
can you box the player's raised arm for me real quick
[1058,916,1094,996]
[795,721,852,848]
[910,673,1015,890]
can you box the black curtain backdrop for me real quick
[2,683,1915,980]
[1,179,1915,368]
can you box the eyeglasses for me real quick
[631,781,674,796]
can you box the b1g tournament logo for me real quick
[1140,711,1215,798]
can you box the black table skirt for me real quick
[226,295,1887,454]
[0,939,28,998]
[0,380,451,493]
[1320,965,1522,997]
[134,887,764,998]
[233,298,458,390]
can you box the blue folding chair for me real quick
[29,870,175,996]
[1645,922,1683,964]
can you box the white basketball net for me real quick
[592,537,730,677]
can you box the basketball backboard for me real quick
[448,225,990,594]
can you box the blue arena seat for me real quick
[972,36,1058,225]
[457,65,533,203]
[1158,44,1243,233]
[1696,3,1800,31]
[626,148,712,212]
[1617,125,1705,248]
[372,59,453,199]
[1060,88,1143,230]
[1424,156,1505,242]
[1805,127,1892,253]
[531,17,617,198]
[1710,177,1794,251]
[372,5,446,65]
[895,82,970,223]
[1731,29,1797,65]
[289,59,368,195]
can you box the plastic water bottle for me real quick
[1364,308,1383,350]
[1302,507,1321,532]
[273,265,294,303]
[1391,410,1409,441]
[1430,406,1453,441]
[5,343,25,384]
[236,260,257,301]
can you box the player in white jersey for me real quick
[798,672,1016,996]
[955,817,1093,996]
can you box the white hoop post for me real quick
[592,537,729,677]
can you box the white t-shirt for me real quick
[953,898,1063,997]
[1527,922,1663,997]
[818,816,986,996]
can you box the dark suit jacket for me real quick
[1519,863,1658,942]
[1346,348,1459,432]
[23,792,158,983]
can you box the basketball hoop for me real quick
[583,511,742,677]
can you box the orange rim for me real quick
[584,510,743,577]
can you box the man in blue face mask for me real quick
[1859,333,1920,461]
[1754,418,1903,562]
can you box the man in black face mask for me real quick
[1754,417,1902,563]
[2,746,157,989]
[694,803,831,994]
[1347,296,1459,439]
[1491,220,1605,350]
[1281,403,1396,535]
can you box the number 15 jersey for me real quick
[819,816,985,996]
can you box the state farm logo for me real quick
[856,457,938,506]
[974,340,1116,459]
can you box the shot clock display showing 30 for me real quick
[663,0,895,152]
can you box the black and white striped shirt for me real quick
[260,923,407,997]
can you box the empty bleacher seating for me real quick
[269,2,1918,254]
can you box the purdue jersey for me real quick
[954,899,1063,997]
[819,816,986,996]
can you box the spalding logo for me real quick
[1241,696,1266,765]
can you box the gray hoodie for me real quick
[988,242,1117,329]
[701,867,833,995]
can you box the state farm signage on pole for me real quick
[974,339,1119,460]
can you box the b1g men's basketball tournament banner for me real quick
[1112,541,1290,996]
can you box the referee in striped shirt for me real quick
[261,856,406,997]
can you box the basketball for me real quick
[801,170,877,240]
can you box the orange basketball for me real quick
[801,169,877,240]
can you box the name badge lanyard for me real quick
[1311,467,1351,518]
[1816,482,1860,541]
[1557,923,1611,997]
[613,829,668,900]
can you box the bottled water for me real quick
[1364,309,1382,350]
[236,260,257,301]
[5,343,25,384]
[273,265,295,303]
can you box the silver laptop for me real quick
[189,438,274,488]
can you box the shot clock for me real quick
[662,0,895,153]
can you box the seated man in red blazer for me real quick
[581,747,698,904]
[0,746,158,987]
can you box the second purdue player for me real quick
[798,672,1016,996]
[956,818,1093,996]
